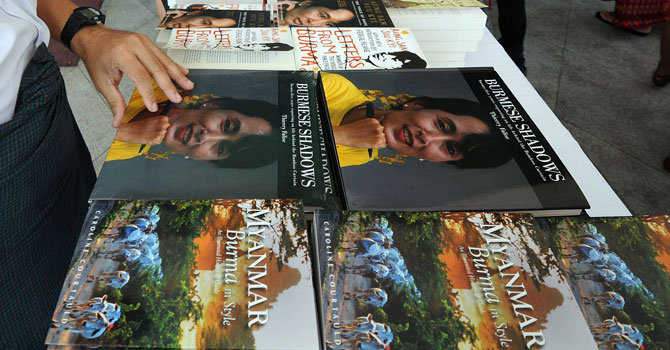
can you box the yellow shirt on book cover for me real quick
[105,82,169,161]
[321,72,379,168]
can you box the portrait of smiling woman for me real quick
[321,72,511,168]
[160,9,239,28]
[108,82,280,169]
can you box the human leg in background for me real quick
[497,0,527,74]
[653,21,670,87]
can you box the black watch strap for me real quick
[61,7,106,50]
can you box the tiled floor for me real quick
[61,0,670,215]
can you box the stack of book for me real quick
[156,0,488,70]
[41,2,668,350]
[383,0,488,67]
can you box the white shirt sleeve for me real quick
[0,0,50,125]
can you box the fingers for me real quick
[142,37,193,90]
[362,118,386,148]
[97,82,127,128]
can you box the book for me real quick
[158,8,273,29]
[535,215,670,349]
[411,28,485,41]
[311,211,603,349]
[420,40,479,52]
[316,68,589,215]
[171,3,267,10]
[387,7,487,30]
[167,48,297,70]
[91,70,339,210]
[164,27,294,51]
[383,0,486,8]
[46,199,320,349]
[292,27,427,71]
[274,0,394,27]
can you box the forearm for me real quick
[36,0,79,42]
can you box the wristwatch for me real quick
[61,7,106,50]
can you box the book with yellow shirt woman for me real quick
[318,69,589,215]
[92,69,340,210]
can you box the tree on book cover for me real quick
[292,27,427,70]
[317,69,588,213]
[275,0,394,27]
[45,199,320,349]
[538,215,670,349]
[92,70,338,210]
[312,211,612,349]
[158,8,272,29]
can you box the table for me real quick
[465,30,631,217]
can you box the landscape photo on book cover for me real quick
[312,211,599,349]
[275,0,394,27]
[538,215,670,350]
[158,8,272,29]
[318,69,589,212]
[93,70,338,209]
[292,27,427,70]
[45,199,320,349]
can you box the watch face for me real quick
[75,7,105,24]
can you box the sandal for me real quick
[653,69,670,87]
[595,11,651,37]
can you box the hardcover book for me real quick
[46,199,320,349]
[158,8,272,29]
[382,0,485,8]
[92,70,339,210]
[316,68,590,215]
[164,27,294,51]
[311,211,601,349]
[292,27,427,71]
[536,215,670,349]
[274,0,394,27]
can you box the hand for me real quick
[70,25,194,128]
[114,116,170,144]
[333,118,386,149]
[277,0,300,11]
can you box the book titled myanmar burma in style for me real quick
[316,68,589,215]
[312,211,669,349]
[292,27,427,71]
[46,199,320,349]
[92,70,339,210]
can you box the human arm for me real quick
[36,0,193,127]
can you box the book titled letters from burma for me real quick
[46,199,320,349]
[316,68,590,215]
[312,211,668,349]
[91,70,340,210]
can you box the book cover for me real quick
[158,9,272,29]
[274,0,394,27]
[292,27,427,71]
[167,48,297,70]
[383,0,485,8]
[316,68,589,214]
[537,215,670,349]
[46,199,320,349]
[387,7,486,30]
[311,211,600,349]
[165,27,294,51]
[172,3,267,10]
[92,70,339,210]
